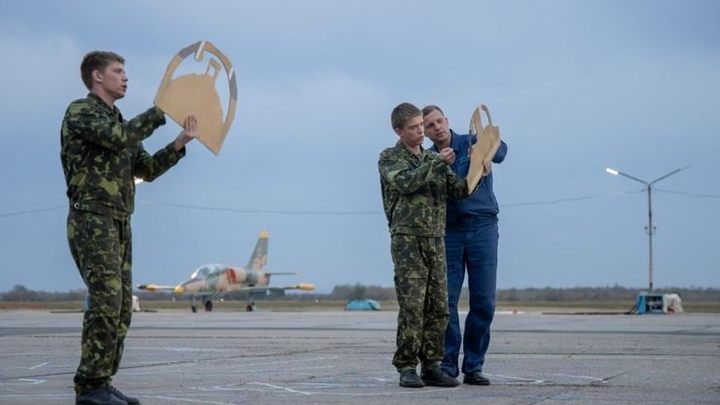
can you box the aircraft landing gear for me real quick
[190,296,213,312]
[246,299,256,312]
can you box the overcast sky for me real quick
[1,0,718,294]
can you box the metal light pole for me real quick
[605,166,689,291]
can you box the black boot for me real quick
[421,366,460,387]
[75,388,127,405]
[399,369,424,388]
[464,372,491,386]
[107,386,140,405]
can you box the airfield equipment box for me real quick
[636,292,665,314]
[635,292,684,315]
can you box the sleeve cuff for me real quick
[150,105,167,127]
[167,141,186,159]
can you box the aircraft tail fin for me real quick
[245,230,269,271]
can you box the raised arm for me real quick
[379,151,442,194]
[132,142,185,183]
[445,165,469,200]
[492,140,508,163]
[133,115,197,182]
[64,101,166,152]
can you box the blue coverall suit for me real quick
[431,130,508,377]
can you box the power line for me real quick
[0,205,65,218]
[0,187,715,219]
[137,200,381,216]
[656,188,720,199]
[501,190,642,208]
[141,190,643,213]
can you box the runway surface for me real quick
[1,309,719,404]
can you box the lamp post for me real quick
[605,166,689,291]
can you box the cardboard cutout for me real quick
[466,104,501,192]
[155,41,237,155]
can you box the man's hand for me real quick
[439,147,456,165]
[482,158,492,176]
[174,115,198,151]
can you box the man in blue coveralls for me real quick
[422,105,508,385]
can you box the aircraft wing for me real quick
[137,284,178,292]
[238,283,316,293]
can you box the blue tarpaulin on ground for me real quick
[345,299,381,311]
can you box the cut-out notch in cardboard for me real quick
[155,41,237,155]
[466,104,501,193]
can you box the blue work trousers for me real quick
[441,218,498,377]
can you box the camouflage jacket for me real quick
[61,93,185,219]
[378,141,468,237]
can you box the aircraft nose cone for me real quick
[174,285,185,294]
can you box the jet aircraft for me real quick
[138,231,315,312]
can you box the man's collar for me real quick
[87,92,120,116]
[395,140,424,156]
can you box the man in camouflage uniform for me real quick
[378,102,469,388]
[61,51,197,405]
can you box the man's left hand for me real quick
[174,115,198,151]
[482,158,492,176]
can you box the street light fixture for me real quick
[605,166,690,291]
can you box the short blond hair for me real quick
[391,102,421,130]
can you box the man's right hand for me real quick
[439,147,456,165]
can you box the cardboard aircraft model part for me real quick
[466,104,501,192]
[155,40,238,155]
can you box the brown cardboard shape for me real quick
[466,104,501,192]
[155,41,237,155]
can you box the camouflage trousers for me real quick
[67,209,133,393]
[391,234,449,372]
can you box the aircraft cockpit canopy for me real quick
[190,264,222,280]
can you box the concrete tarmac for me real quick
[0,309,719,404]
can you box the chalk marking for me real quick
[246,382,312,395]
[485,373,545,384]
[552,373,607,383]
[153,396,239,405]
[163,347,235,353]
[244,356,338,368]
[0,378,46,386]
